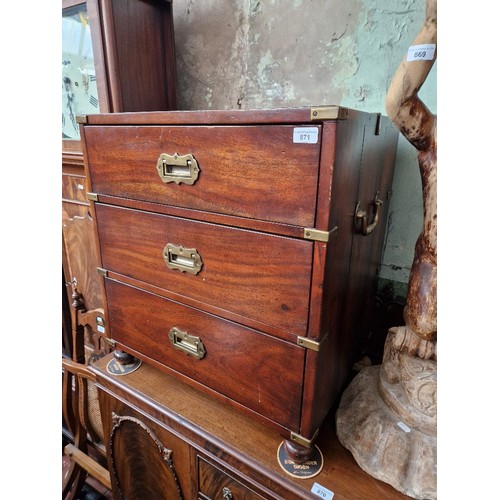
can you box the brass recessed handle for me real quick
[163,243,203,275]
[156,152,200,185]
[168,327,206,360]
[354,192,383,236]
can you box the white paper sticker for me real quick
[311,482,334,500]
[293,127,319,144]
[407,44,436,61]
[397,421,412,433]
[77,183,84,190]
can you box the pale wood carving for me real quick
[385,0,437,342]
[336,2,437,498]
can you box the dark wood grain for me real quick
[62,203,103,317]
[104,278,305,431]
[92,353,411,500]
[84,124,321,226]
[82,105,361,126]
[104,0,177,112]
[98,391,192,499]
[336,116,398,388]
[198,458,265,499]
[95,203,313,335]
[83,107,399,458]
[62,0,177,362]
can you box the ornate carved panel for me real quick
[109,413,183,499]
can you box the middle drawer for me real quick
[95,203,313,337]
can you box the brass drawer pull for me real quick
[168,327,206,360]
[156,153,200,185]
[163,243,203,275]
[354,192,383,236]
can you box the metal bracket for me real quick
[87,192,98,201]
[97,267,108,277]
[303,227,337,242]
[290,429,319,449]
[375,113,382,135]
[104,337,116,348]
[310,106,349,121]
[76,115,88,124]
[297,336,321,352]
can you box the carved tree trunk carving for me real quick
[336,3,437,498]
[385,0,437,343]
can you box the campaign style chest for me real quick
[80,106,398,456]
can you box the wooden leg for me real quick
[282,439,315,464]
[114,349,136,365]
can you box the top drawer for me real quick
[83,125,321,226]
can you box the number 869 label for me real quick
[407,43,436,61]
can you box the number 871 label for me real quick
[407,43,436,61]
[293,127,319,144]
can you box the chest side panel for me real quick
[84,124,321,226]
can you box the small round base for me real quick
[106,357,142,376]
[277,441,324,479]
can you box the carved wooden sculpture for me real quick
[386,0,437,342]
[336,1,437,498]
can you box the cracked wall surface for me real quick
[172,0,437,292]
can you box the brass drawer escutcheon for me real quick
[163,243,203,275]
[168,327,206,360]
[156,153,200,185]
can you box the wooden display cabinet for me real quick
[62,0,177,361]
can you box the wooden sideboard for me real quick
[91,353,410,499]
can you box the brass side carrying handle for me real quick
[156,153,200,185]
[168,327,206,360]
[163,243,203,275]
[354,192,383,236]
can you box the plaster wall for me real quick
[172,0,437,295]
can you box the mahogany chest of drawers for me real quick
[80,106,398,453]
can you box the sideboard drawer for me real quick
[95,203,313,336]
[198,457,265,499]
[104,279,305,431]
[84,124,321,226]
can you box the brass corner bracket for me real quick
[76,114,88,124]
[290,428,320,449]
[297,336,321,352]
[310,106,349,121]
[303,227,337,242]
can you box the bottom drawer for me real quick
[198,457,265,499]
[105,278,305,431]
